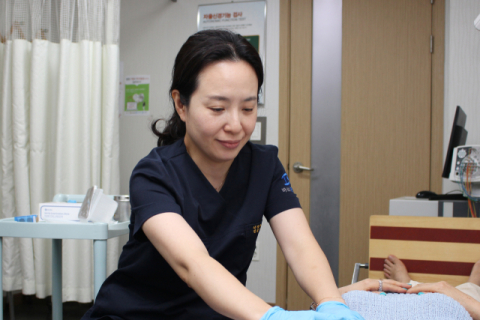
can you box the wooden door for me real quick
[277,0,445,308]
[338,0,444,286]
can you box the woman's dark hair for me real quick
[151,29,264,146]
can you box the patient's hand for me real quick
[339,279,410,295]
[407,282,480,320]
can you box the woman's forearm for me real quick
[185,251,271,320]
[143,213,271,320]
[271,209,343,306]
[464,299,480,320]
[288,238,343,304]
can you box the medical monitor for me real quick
[442,106,468,179]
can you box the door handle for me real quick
[293,162,314,173]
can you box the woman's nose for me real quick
[224,111,242,133]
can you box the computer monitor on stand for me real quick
[427,106,468,200]
[442,106,468,179]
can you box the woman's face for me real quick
[174,60,258,167]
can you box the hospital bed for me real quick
[352,215,480,286]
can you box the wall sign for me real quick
[124,75,150,116]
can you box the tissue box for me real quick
[38,202,82,221]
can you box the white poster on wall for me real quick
[197,1,266,105]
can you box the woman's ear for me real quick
[172,90,187,122]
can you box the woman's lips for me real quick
[218,140,241,149]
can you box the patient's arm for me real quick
[339,278,410,295]
[407,281,480,320]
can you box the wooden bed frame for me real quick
[367,215,480,286]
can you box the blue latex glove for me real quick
[260,306,328,320]
[315,301,365,320]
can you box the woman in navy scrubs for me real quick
[82,30,364,320]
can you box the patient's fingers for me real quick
[381,279,410,293]
[407,281,450,294]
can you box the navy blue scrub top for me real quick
[83,139,301,320]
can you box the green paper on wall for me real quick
[125,75,150,115]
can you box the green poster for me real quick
[125,75,150,115]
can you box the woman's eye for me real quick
[210,108,224,112]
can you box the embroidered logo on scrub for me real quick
[281,173,293,193]
[253,224,262,234]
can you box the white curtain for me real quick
[0,0,124,302]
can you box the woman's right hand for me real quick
[260,306,359,320]
[339,278,410,295]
